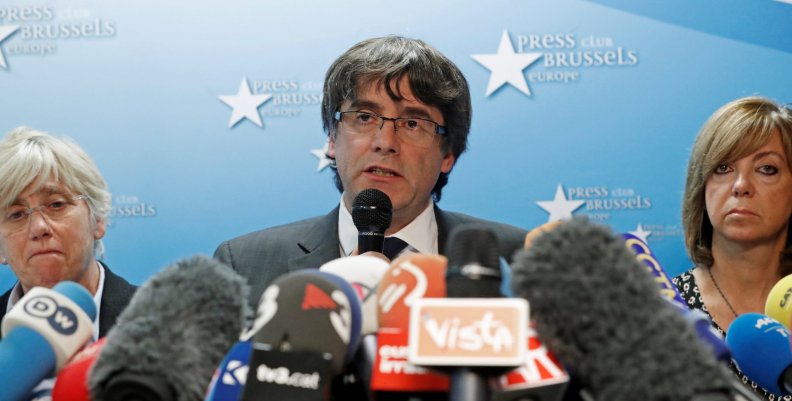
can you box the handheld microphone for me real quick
[726,313,792,396]
[765,274,792,329]
[203,340,252,401]
[89,255,250,401]
[0,281,97,401]
[241,270,362,400]
[372,253,449,398]
[352,188,392,254]
[52,337,106,401]
[511,218,743,401]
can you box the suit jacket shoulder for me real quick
[214,207,341,308]
[436,208,527,263]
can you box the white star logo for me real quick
[471,30,543,96]
[0,25,20,70]
[629,224,652,244]
[218,77,273,128]
[310,140,333,172]
[536,184,585,222]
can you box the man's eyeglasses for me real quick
[1,195,87,234]
[334,110,446,148]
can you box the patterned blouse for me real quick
[673,268,792,401]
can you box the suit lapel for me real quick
[288,206,341,271]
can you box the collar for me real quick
[6,261,105,340]
[338,195,438,256]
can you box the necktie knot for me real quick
[382,236,410,260]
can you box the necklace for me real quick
[707,267,738,318]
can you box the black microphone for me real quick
[442,225,510,401]
[510,218,757,401]
[352,188,392,254]
[240,270,363,401]
[445,224,503,298]
[89,255,250,401]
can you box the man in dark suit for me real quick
[0,127,137,340]
[215,36,527,307]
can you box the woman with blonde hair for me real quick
[673,96,792,400]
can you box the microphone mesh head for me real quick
[446,224,502,297]
[351,188,392,231]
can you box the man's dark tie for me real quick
[382,237,410,260]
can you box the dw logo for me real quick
[23,295,79,335]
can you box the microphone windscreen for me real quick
[352,188,392,232]
[320,255,390,335]
[377,254,447,330]
[445,224,502,298]
[249,270,362,375]
[89,255,250,401]
[765,274,792,329]
[726,313,792,396]
[511,218,733,400]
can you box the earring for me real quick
[0,257,6,265]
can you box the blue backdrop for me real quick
[1,0,791,288]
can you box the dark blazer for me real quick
[0,262,137,339]
[214,205,527,308]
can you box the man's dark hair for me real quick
[321,35,472,202]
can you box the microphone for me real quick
[89,255,250,401]
[319,255,390,399]
[765,274,792,329]
[203,340,252,401]
[410,225,527,401]
[0,281,97,401]
[241,270,362,400]
[373,253,450,399]
[490,325,569,401]
[726,313,792,396]
[51,338,106,401]
[511,218,746,401]
[352,188,392,254]
[622,233,731,363]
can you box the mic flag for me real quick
[407,297,527,367]
[0,281,96,401]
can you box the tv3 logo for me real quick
[24,295,80,335]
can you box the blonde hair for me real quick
[682,96,792,269]
[0,127,111,257]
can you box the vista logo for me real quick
[408,298,528,367]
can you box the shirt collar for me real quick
[6,261,105,340]
[338,195,438,257]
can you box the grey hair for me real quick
[0,126,111,258]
